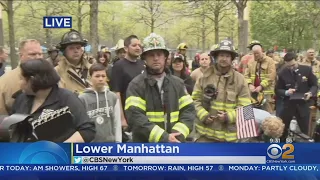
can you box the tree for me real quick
[24,1,65,45]
[0,0,21,68]
[250,1,319,51]
[131,0,174,33]
[89,0,98,55]
[232,0,248,53]
[65,0,90,33]
[188,0,232,44]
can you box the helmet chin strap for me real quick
[146,66,165,76]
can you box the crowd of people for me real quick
[0,28,318,143]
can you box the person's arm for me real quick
[171,84,195,142]
[125,81,170,142]
[275,72,287,97]
[110,62,128,128]
[244,63,252,85]
[184,76,194,95]
[260,60,276,90]
[113,98,122,143]
[191,77,210,122]
[307,67,318,97]
[0,89,8,115]
[226,78,252,123]
[64,92,96,143]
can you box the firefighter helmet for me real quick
[247,40,262,50]
[210,40,237,60]
[47,45,59,52]
[177,43,188,50]
[101,47,111,54]
[141,33,169,58]
[58,29,87,50]
[210,44,218,51]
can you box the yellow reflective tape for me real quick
[172,122,190,138]
[179,95,193,110]
[195,124,237,141]
[213,102,236,108]
[154,127,165,142]
[170,111,179,122]
[149,125,165,142]
[147,112,165,122]
[192,91,202,96]
[125,96,146,111]
[226,110,236,123]
[238,98,251,106]
[260,80,269,87]
[263,90,274,94]
[211,105,234,111]
[197,108,209,120]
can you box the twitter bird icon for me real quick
[73,156,82,164]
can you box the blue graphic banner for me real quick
[0,164,318,172]
[0,141,320,165]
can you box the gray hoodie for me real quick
[79,87,122,142]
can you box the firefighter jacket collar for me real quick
[255,54,268,63]
[58,56,92,88]
[203,65,234,79]
[143,68,171,86]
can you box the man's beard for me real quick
[146,66,164,75]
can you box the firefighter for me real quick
[244,44,276,113]
[192,40,252,142]
[237,40,261,75]
[55,29,92,94]
[177,43,190,74]
[46,45,60,67]
[125,33,195,143]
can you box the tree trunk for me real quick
[7,0,17,68]
[0,5,4,46]
[214,13,219,44]
[77,0,82,33]
[201,13,206,52]
[313,26,318,50]
[45,29,52,46]
[89,0,99,55]
[45,7,51,46]
[151,18,154,33]
[237,6,246,53]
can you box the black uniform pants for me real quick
[280,101,310,142]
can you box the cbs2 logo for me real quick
[267,144,294,159]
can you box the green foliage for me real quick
[1,0,238,53]
[250,1,320,51]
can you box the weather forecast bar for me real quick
[75,156,266,165]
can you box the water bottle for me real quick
[290,119,298,132]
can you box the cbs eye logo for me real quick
[267,144,294,159]
[19,141,69,164]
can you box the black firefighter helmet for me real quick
[210,40,238,60]
[47,45,59,53]
[57,29,87,50]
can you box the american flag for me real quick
[236,105,258,139]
